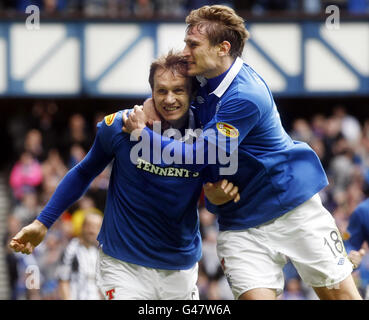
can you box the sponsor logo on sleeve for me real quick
[104,113,117,126]
[216,122,239,138]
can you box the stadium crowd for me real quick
[2,99,369,300]
[0,0,368,18]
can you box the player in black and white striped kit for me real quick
[56,212,103,300]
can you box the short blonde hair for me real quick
[186,5,250,58]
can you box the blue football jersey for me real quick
[144,57,328,230]
[96,111,203,269]
[38,110,203,270]
[344,198,369,252]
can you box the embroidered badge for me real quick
[216,122,239,138]
[342,231,351,241]
[104,113,117,126]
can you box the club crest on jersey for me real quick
[104,113,117,126]
[342,231,351,241]
[216,122,239,138]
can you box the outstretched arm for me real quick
[9,136,112,255]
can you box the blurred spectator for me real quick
[328,137,356,195]
[68,144,86,169]
[12,189,42,226]
[311,114,326,139]
[198,206,233,300]
[156,0,186,16]
[60,113,92,162]
[30,101,59,155]
[64,0,84,14]
[197,268,209,299]
[70,196,103,237]
[106,0,132,17]
[333,105,362,147]
[199,206,217,234]
[43,0,67,14]
[133,0,154,18]
[56,212,103,300]
[358,120,369,188]
[201,226,222,280]
[8,114,30,160]
[24,129,44,162]
[4,215,22,300]
[358,253,369,299]
[40,149,68,204]
[14,252,42,300]
[290,118,314,143]
[322,116,344,167]
[6,214,41,300]
[310,137,328,169]
[3,0,368,16]
[42,149,68,187]
[83,0,109,17]
[9,151,43,201]
[35,230,66,299]
[280,278,306,300]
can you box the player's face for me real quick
[183,26,221,78]
[153,69,190,125]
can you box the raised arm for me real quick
[9,135,112,255]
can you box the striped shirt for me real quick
[57,238,101,300]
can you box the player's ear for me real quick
[217,41,231,57]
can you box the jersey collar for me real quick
[178,109,197,142]
[210,57,244,98]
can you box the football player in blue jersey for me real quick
[9,51,240,300]
[123,5,363,299]
[343,199,368,268]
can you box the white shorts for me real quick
[216,194,353,299]
[96,248,199,300]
